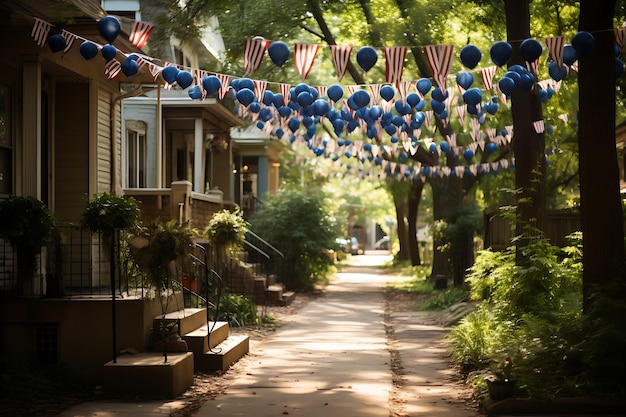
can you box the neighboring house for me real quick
[231,126,284,219]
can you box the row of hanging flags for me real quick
[29,15,600,181]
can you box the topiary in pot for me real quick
[0,196,56,294]
[81,192,139,236]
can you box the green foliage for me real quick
[129,219,195,289]
[81,192,139,234]
[449,232,588,399]
[206,208,249,249]
[216,293,258,327]
[249,188,336,290]
[420,287,469,311]
[0,196,56,253]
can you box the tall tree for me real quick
[578,0,625,307]
[503,0,548,264]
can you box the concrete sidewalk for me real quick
[55,253,479,417]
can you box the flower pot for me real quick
[486,379,516,401]
[181,274,198,293]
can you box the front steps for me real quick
[104,307,249,398]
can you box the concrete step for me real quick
[194,334,250,372]
[154,308,206,335]
[182,321,229,353]
[281,291,296,306]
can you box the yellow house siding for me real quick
[54,81,89,223]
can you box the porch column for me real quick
[257,155,269,199]
[193,118,204,193]
[22,60,41,197]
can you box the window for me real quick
[0,85,12,195]
[126,123,146,188]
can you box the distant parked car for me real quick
[348,236,362,255]
[375,236,390,250]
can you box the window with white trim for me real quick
[126,121,146,188]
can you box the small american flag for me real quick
[385,46,408,85]
[330,45,352,81]
[104,59,122,80]
[31,18,52,47]
[243,37,269,76]
[61,30,77,53]
[423,44,454,90]
[294,44,320,80]
[129,20,155,49]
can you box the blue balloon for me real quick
[121,57,139,76]
[463,149,475,161]
[98,16,121,43]
[351,90,370,108]
[572,31,595,56]
[440,141,450,153]
[176,71,194,89]
[394,100,411,115]
[462,88,482,106]
[429,143,438,153]
[188,85,203,100]
[202,75,222,94]
[48,34,66,52]
[79,41,99,60]
[385,124,397,135]
[416,78,432,95]
[392,115,404,127]
[460,45,482,69]
[161,66,179,84]
[406,92,421,108]
[380,85,395,102]
[288,117,300,133]
[518,73,535,92]
[563,44,578,66]
[101,44,117,61]
[259,107,273,122]
[431,100,445,114]
[486,142,499,153]
[490,41,513,67]
[267,41,290,66]
[236,88,256,106]
[431,87,448,101]
[273,93,284,108]
[508,64,527,75]
[498,77,516,96]
[520,38,543,62]
[413,112,425,127]
[262,91,274,106]
[548,61,568,81]
[484,101,499,115]
[294,83,310,95]
[297,91,315,107]
[277,106,292,118]
[249,102,261,113]
[327,84,344,102]
[312,99,331,116]
[238,78,255,91]
[456,72,474,90]
[356,46,378,71]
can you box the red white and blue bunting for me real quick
[33,15,622,182]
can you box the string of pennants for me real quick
[31,15,621,182]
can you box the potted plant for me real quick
[0,196,57,295]
[81,192,139,237]
[485,357,516,401]
[205,208,248,275]
[129,219,195,361]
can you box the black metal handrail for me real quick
[245,229,287,289]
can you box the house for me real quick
[0,0,251,395]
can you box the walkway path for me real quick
[55,252,480,416]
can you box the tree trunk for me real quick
[578,0,624,308]
[503,0,547,264]
[408,181,424,266]
[394,192,410,261]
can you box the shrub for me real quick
[81,192,139,234]
[249,189,336,290]
[206,208,248,250]
[216,293,258,327]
